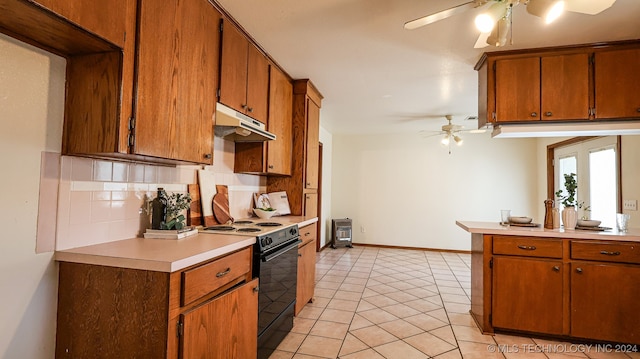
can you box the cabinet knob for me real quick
[530,112,538,117]
[253,286,259,293]
[268,165,274,169]
[545,111,553,117]
[552,266,560,272]
[247,107,253,112]
[306,182,311,186]
[241,104,248,110]
[203,153,212,159]
[636,108,640,113]
[576,268,583,273]
[298,253,302,257]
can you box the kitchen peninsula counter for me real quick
[457,220,640,345]
[457,220,640,242]
[55,215,317,272]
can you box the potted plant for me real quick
[555,173,578,229]
[149,189,192,230]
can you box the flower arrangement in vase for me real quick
[555,173,578,230]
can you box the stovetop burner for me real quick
[255,222,282,227]
[234,220,254,225]
[203,225,235,231]
[237,227,261,233]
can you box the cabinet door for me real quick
[246,44,269,124]
[181,278,258,359]
[296,237,316,315]
[571,262,640,344]
[134,0,219,163]
[541,54,590,121]
[305,99,320,189]
[304,192,318,218]
[267,66,293,175]
[34,0,130,47]
[595,48,640,119]
[495,57,541,122]
[492,256,563,334]
[220,20,249,114]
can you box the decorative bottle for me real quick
[544,199,554,229]
[151,188,167,230]
[552,207,560,229]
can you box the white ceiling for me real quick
[216,0,640,135]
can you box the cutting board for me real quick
[186,184,202,226]
[213,185,233,224]
[197,170,217,226]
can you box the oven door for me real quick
[256,238,300,335]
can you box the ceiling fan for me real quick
[404,0,617,48]
[420,115,486,154]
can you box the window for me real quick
[552,137,619,228]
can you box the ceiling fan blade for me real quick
[474,31,491,48]
[404,1,478,30]
[564,0,616,15]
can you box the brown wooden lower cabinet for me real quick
[181,278,258,358]
[55,247,256,358]
[295,223,317,315]
[492,256,563,335]
[570,262,640,344]
[472,234,640,345]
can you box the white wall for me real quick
[0,34,65,358]
[331,132,539,251]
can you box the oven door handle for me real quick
[262,239,301,262]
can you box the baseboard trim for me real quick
[321,242,470,254]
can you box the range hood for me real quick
[214,103,276,142]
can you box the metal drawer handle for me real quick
[517,245,537,251]
[253,285,259,293]
[545,111,553,117]
[216,268,231,278]
[576,268,583,273]
[552,266,560,272]
[600,250,621,256]
[530,112,538,117]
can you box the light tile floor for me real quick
[270,246,640,359]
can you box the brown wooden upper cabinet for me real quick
[63,0,220,165]
[477,41,640,128]
[234,65,293,175]
[32,0,130,47]
[494,54,589,122]
[219,19,269,125]
[594,48,640,119]
[132,0,219,164]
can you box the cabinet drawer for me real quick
[181,247,252,306]
[493,236,562,258]
[299,223,317,247]
[571,241,640,264]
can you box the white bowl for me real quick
[508,216,532,224]
[577,219,601,227]
[253,208,277,219]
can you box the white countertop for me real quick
[55,215,318,272]
[456,221,640,243]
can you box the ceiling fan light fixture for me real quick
[474,2,508,32]
[453,135,463,146]
[486,15,511,46]
[527,0,565,24]
[441,134,450,146]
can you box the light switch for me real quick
[623,199,638,211]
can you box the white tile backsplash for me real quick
[54,138,265,250]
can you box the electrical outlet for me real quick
[360,225,365,233]
[623,199,638,211]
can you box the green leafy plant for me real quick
[157,190,192,230]
[555,173,578,207]
[578,202,591,220]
